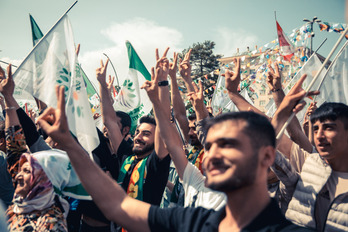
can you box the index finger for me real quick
[199,80,203,94]
[155,48,159,61]
[104,58,109,70]
[173,52,178,65]
[185,49,192,61]
[7,64,12,79]
[234,58,240,75]
[162,47,170,58]
[290,74,307,94]
[192,81,199,93]
[56,85,66,116]
[274,62,280,76]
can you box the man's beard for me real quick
[189,135,201,147]
[132,143,155,157]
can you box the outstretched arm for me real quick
[0,65,27,180]
[267,63,313,153]
[271,74,319,145]
[96,59,122,154]
[142,64,188,179]
[169,52,190,142]
[153,48,170,159]
[37,86,151,232]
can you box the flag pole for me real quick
[103,53,121,92]
[13,1,78,76]
[276,26,348,140]
[0,60,18,68]
[312,40,348,102]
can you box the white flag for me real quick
[13,15,99,154]
[318,40,348,104]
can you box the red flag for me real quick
[276,21,295,61]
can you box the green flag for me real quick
[113,41,152,134]
[29,14,44,46]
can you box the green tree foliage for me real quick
[178,40,222,112]
[180,40,222,78]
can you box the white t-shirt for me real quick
[182,162,226,210]
[289,142,311,173]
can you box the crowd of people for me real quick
[0,46,347,232]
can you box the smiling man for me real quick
[37,63,314,232]
[270,73,348,231]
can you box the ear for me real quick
[122,126,130,137]
[259,145,275,169]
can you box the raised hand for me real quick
[28,109,37,123]
[225,58,241,93]
[141,67,160,104]
[169,52,178,79]
[306,101,317,117]
[187,81,205,112]
[277,74,319,117]
[206,98,213,114]
[179,49,192,81]
[267,62,282,92]
[96,58,109,87]
[0,64,15,98]
[37,86,71,145]
[155,47,170,81]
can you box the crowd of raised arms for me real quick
[0,46,348,232]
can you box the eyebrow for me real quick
[313,122,337,129]
[205,138,240,147]
[141,130,152,134]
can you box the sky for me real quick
[0,0,346,89]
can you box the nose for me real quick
[15,171,22,181]
[134,133,142,142]
[315,127,325,140]
[203,143,222,166]
[188,128,195,136]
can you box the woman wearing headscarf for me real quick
[6,153,67,231]
[1,64,89,231]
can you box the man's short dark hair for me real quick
[188,113,196,121]
[204,111,276,150]
[310,102,348,130]
[116,111,131,129]
[139,115,156,126]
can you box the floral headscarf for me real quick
[12,153,55,214]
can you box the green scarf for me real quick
[118,155,148,201]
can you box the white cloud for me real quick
[213,27,259,57]
[79,18,184,90]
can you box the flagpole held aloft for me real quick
[276,26,348,140]
[312,40,348,102]
[13,0,78,76]
[103,53,120,92]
